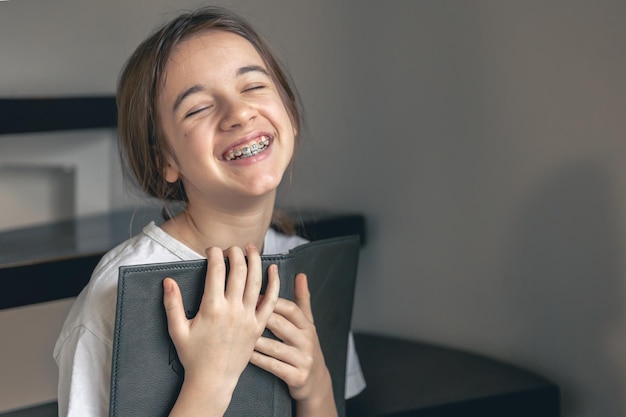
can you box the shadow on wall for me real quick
[503,160,623,417]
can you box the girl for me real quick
[54,5,365,417]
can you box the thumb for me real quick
[294,273,314,322]
[163,278,188,341]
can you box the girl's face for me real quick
[157,30,296,208]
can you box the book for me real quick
[109,235,360,417]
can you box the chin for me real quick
[232,173,280,196]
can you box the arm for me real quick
[250,273,339,417]
[163,244,280,416]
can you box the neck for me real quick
[162,193,275,255]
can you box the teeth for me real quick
[225,136,270,161]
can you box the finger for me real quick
[223,246,247,301]
[294,273,314,323]
[162,278,188,342]
[242,243,262,307]
[250,348,298,384]
[253,336,300,367]
[202,247,227,305]
[271,298,311,330]
[256,264,280,323]
[264,308,300,343]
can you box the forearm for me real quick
[168,374,236,417]
[295,393,339,417]
[294,369,338,417]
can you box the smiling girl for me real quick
[54,6,365,417]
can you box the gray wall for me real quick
[1,1,626,416]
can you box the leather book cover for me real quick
[109,235,360,417]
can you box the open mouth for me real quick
[223,135,271,161]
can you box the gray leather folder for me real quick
[109,235,360,417]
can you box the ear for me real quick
[163,154,180,184]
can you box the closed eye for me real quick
[244,84,266,92]
[184,105,213,118]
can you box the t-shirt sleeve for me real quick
[345,331,367,398]
[55,325,111,417]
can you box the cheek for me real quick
[285,119,297,161]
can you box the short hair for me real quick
[117,6,301,202]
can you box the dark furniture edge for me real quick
[0,402,56,417]
[405,385,560,417]
[0,333,560,417]
[346,332,560,417]
[0,96,117,135]
[0,209,366,310]
[0,254,102,310]
[0,387,560,417]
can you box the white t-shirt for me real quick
[54,222,366,417]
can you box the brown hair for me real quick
[117,6,302,204]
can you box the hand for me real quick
[163,244,280,406]
[250,273,337,416]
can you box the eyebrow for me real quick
[237,65,270,77]
[172,65,271,113]
[172,84,205,113]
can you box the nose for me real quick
[219,97,257,131]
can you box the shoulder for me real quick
[264,227,308,254]
[54,223,188,355]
